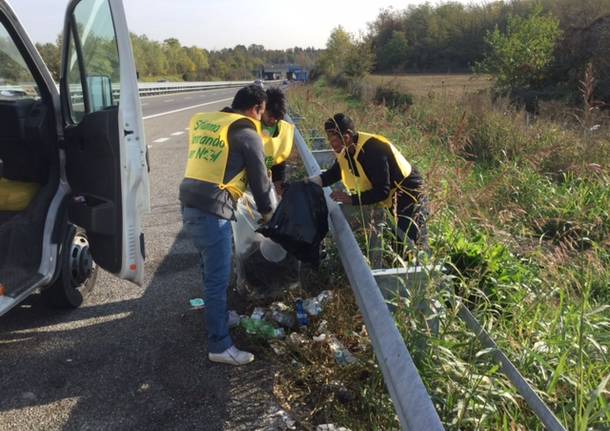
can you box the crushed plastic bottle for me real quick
[295,299,309,327]
[250,307,266,321]
[189,298,205,310]
[270,301,291,313]
[302,298,322,316]
[314,320,328,342]
[288,332,308,346]
[317,320,329,333]
[240,317,285,339]
[317,290,333,306]
[328,335,357,365]
[303,290,333,317]
[271,310,295,328]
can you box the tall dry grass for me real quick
[279,77,610,430]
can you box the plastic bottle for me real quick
[302,298,322,316]
[250,307,266,320]
[302,291,333,317]
[328,335,357,365]
[295,299,309,327]
[271,310,295,328]
[240,318,285,339]
[316,290,333,306]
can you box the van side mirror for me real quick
[87,75,114,112]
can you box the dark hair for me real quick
[324,113,355,136]
[232,85,267,112]
[265,87,287,119]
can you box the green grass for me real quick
[278,78,610,430]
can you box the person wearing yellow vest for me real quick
[179,85,274,366]
[309,113,429,249]
[260,88,294,196]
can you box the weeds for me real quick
[277,78,610,430]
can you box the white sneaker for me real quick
[208,345,254,366]
[227,310,241,328]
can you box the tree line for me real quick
[35,35,322,82]
[316,0,610,104]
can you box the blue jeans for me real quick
[182,206,233,353]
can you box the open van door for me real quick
[60,0,150,285]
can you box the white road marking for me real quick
[143,97,233,120]
[141,102,149,106]
[165,99,175,102]
[153,137,170,143]
[171,131,185,136]
[139,87,238,100]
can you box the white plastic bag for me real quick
[232,189,289,290]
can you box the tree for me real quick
[317,26,353,78]
[36,42,61,80]
[477,7,562,93]
[162,38,195,77]
[378,31,409,71]
[317,26,373,80]
[185,46,209,80]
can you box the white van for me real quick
[0,0,150,315]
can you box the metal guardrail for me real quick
[289,113,566,430]
[1,80,281,102]
[455,302,567,431]
[136,80,272,97]
[67,79,279,106]
[287,114,445,431]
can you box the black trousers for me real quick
[393,192,430,250]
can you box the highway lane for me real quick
[140,87,239,118]
[0,87,288,431]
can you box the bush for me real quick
[374,85,414,109]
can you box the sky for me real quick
[9,0,468,50]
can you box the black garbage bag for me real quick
[257,181,328,266]
[240,243,300,299]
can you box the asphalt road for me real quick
[0,86,290,430]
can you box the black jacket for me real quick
[320,134,424,208]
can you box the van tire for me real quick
[43,227,97,308]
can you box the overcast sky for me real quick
[10,0,470,49]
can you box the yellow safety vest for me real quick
[184,112,261,201]
[337,132,412,208]
[260,119,295,168]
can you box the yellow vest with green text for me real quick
[184,112,261,201]
[260,119,295,169]
[337,132,412,208]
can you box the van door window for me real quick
[65,0,120,123]
[0,23,40,101]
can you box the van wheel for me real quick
[43,227,97,308]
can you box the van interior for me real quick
[0,85,59,298]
